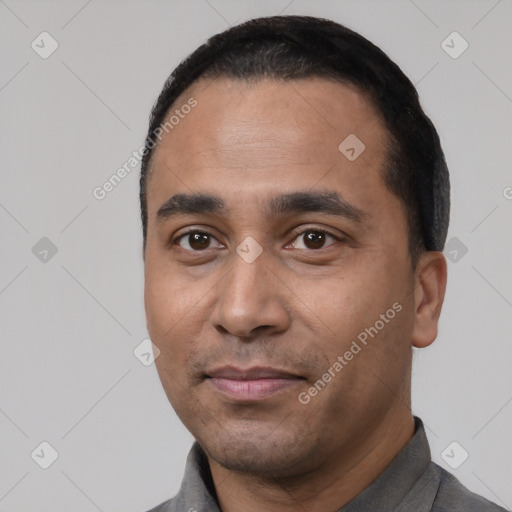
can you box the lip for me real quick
[206,365,304,401]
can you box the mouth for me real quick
[205,365,305,402]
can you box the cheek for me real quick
[144,254,219,326]
[145,257,201,333]
[147,281,206,415]
[144,267,203,387]
[289,263,398,338]
[290,259,414,400]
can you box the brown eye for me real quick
[290,230,337,250]
[303,231,326,249]
[177,231,218,251]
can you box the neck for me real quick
[208,410,415,512]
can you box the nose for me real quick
[210,250,291,339]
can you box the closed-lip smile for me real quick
[206,365,304,401]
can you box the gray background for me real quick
[0,0,511,510]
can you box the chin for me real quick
[196,419,323,478]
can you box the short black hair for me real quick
[140,15,450,262]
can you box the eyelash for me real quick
[172,227,343,251]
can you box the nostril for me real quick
[215,325,229,335]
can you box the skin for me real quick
[143,77,447,512]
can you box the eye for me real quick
[175,231,223,251]
[288,229,339,250]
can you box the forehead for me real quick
[147,77,393,216]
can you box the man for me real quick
[140,15,506,512]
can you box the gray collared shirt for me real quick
[147,418,508,512]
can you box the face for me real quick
[144,77,422,478]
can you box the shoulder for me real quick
[431,463,508,512]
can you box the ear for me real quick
[412,251,447,348]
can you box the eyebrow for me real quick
[156,191,364,223]
[156,193,225,223]
[268,191,364,222]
